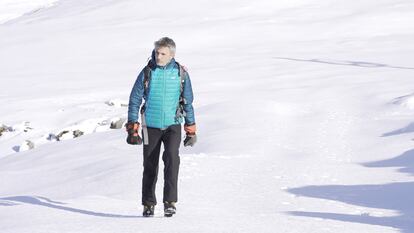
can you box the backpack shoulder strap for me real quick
[175,61,188,120]
[143,61,152,95]
[175,61,187,97]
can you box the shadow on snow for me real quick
[274,57,414,70]
[287,148,414,232]
[382,122,414,137]
[0,195,142,218]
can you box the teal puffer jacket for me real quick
[144,64,181,128]
[127,51,196,129]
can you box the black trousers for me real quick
[141,124,181,206]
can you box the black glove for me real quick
[125,122,142,145]
[184,133,197,147]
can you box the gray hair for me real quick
[154,37,176,54]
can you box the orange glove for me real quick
[184,124,196,135]
[183,124,197,147]
[125,122,142,145]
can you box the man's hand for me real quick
[126,122,142,145]
[184,124,197,147]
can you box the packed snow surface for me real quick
[1,0,414,232]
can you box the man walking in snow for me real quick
[126,37,197,217]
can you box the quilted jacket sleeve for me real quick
[127,68,145,122]
[182,71,196,125]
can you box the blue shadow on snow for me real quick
[382,122,414,137]
[286,148,414,233]
[274,57,414,70]
[0,196,141,218]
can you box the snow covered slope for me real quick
[1,0,414,232]
[0,0,59,24]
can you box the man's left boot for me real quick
[164,202,176,217]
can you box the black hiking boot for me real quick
[164,202,176,217]
[143,205,154,217]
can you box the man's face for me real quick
[155,46,174,66]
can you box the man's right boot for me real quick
[143,205,154,217]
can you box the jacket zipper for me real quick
[162,67,166,127]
